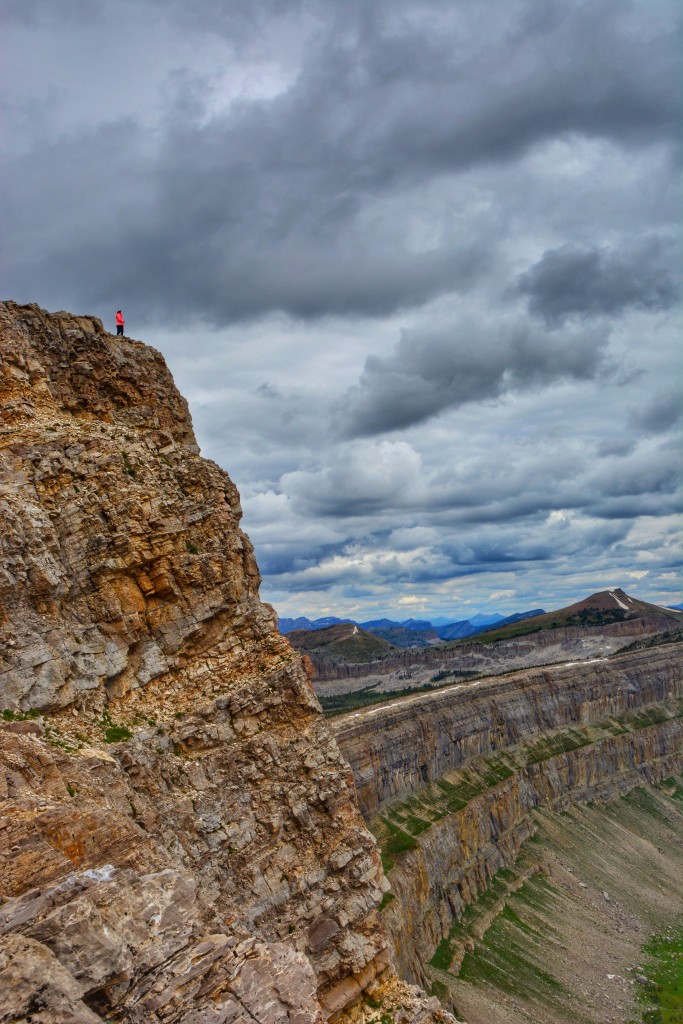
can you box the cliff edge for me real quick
[0,303,449,1023]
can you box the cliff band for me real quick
[334,646,682,991]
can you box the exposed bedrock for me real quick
[335,648,681,818]
[0,303,448,1023]
[334,648,682,987]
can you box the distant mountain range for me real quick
[278,616,356,632]
[285,589,683,666]
[278,608,544,648]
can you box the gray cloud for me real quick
[0,0,102,23]
[629,391,682,435]
[282,440,424,517]
[2,0,680,326]
[516,236,680,325]
[339,318,609,436]
[2,0,681,618]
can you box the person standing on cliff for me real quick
[115,310,125,336]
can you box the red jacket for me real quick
[116,312,124,326]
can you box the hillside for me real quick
[362,625,440,647]
[446,588,683,646]
[288,622,397,662]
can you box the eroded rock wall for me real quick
[333,648,683,988]
[335,648,681,818]
[0,303,448,1023]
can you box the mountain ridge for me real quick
[447,587,683,646]
[278,607,544,644]
[287,588,683,677]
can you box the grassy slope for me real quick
[635,922,683,1024]
[287,622,396,663]
[422,777,683,1024]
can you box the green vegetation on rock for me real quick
[372,698,682,877]
[457,879,565,1005]
[616,628,683,656]
[103,724,133,743]
[379,891,395,911]
[2,708,40,721]
[377,816,418,873]
[320,680,444,716]
[633,924,683,1024]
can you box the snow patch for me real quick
[609,590,629,611]
[84,864,117,882]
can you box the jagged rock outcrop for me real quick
[333,646,682,988]
[0,303,449,1024]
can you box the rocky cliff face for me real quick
[0,303,448,1023]
[333,647,682,988]
[335,648,681,818]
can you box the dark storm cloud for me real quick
[256,541,346,578]
[3,0,680,325]
[2,102,488,323]
[516,236,680,325]
[339,319,608,436]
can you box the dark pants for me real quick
[117,325,124,335]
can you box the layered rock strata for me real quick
[0,303,448,1023]
[309,620,670,684]
[335,648,681,817]
[333,647,682,987]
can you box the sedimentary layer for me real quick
[334,648,681,817]
[333,647,683,987]
[0,303,448,1023]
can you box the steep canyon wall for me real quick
[334,649,683,987]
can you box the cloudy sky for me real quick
[3,0,681,621]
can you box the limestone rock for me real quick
[0,303,449,1023]
[0,934,101,1023]
[334,643,682,988]
[335,646,683,818]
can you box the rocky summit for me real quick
[0,303,449,1023]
